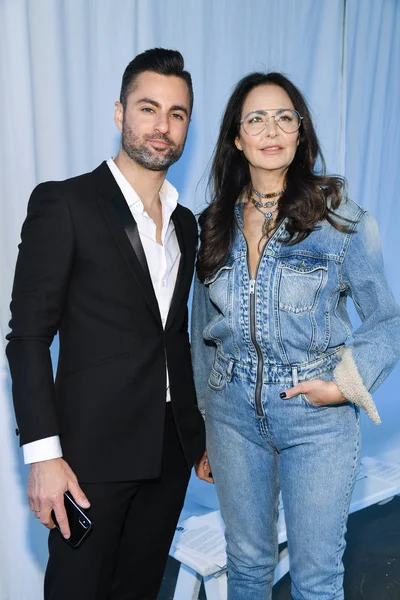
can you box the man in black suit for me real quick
[6,48,207,600]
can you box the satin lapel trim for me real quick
[110,192,148,274]
[165,209,186,329]
[96,188,161,325]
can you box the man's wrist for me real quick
[23,436,63,464]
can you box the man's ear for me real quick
[234,135,243,152]
[114,101,123,133]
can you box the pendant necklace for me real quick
[249,196,277,236]
[248,186,284,237]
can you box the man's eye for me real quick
[142,107,154,113]
[171,113,184,121]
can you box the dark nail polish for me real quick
[280,392,287,399]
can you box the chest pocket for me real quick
[278,256,328,313]
[205,263,235,314]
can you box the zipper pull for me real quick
[249,279,256,294]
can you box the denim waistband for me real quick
[214,347,343,385]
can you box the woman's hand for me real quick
[281,379,345,406]
[195,450,214,484]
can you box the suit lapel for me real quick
[110,192,149,275]
[165,208,189,330]
[92,162,161,325]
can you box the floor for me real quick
[158,495,400,599]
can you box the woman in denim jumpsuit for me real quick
[191,72,400,600]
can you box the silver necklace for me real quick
[249,196,278,236]
[251,197,279,209]
[251,185,285,207]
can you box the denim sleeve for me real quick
[333,211,400,423]
[190,275,218,418]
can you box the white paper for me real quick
[172,510,227,569]
[362,456,400,486]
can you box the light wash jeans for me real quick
[205,374,360,600]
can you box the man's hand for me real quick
[281,379,345,406]
[28,457,90,539]
[195,450,214,484]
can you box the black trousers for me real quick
[44,405,190,600]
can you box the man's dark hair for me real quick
[120,48,193,112]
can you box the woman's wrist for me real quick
[327,381,345,403]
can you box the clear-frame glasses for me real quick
[239,108,303,135]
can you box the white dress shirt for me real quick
[23,158,180,464]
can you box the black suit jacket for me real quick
[6,162,205,482]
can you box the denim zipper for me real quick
[249,278,265,417]
[242,216,286,418]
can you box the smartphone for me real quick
[51,491,92,547]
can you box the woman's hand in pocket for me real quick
[281,379,345,406]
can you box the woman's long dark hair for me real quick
[197,72,351,281]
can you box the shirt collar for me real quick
[106,157,178,216]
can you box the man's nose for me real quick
[154,112,169,134]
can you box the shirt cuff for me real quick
[23,436,63,464]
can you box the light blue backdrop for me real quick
[0,1,399,598]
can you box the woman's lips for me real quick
[260,145,283,154]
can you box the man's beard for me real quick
[121,122,185,171]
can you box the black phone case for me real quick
[51,491,92,547]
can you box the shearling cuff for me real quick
[333,347,381,424]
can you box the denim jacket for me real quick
[191,198,400,424]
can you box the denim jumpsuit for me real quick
[191,198,400,600]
